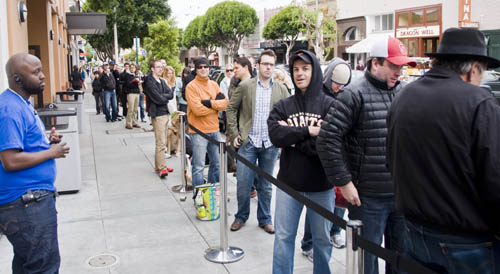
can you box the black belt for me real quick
[21,190,58,205]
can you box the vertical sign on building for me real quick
[459,0,471,22]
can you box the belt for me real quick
[21,189,58,205]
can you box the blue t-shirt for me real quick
[0,89,56,204]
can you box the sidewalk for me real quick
[0,85,351,274]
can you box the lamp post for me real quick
[113,7,119,63]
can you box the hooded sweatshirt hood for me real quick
[289,50,324,112]
[322,58,352,94]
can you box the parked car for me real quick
[481,70,500,104]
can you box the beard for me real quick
[23,82,44,95]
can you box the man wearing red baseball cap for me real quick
[317,36,416,274]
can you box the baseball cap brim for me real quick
[289,53,313,65]
[386,56,417,67]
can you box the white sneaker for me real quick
[301,249,313,262]
[165,152,172,159]
[331,234,346,249]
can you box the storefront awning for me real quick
[66,12,107,35]
[346,34,390,54]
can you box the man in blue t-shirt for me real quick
[0,53,69,273]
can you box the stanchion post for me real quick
[346,220,364,274]
[204,141,244,263]
[172,113,187,193]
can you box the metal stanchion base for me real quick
[204,246,245,263]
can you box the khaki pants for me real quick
[151,115,170,170]
[126,93,139,127]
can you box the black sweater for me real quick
[267,50,335,192]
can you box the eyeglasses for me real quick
[259,62,275,67]
[226,69,233,72]
[197,65,209,69]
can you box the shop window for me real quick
[412,10,424,25]
[345,27,360,41]
[398,13,409,27]
[426,8,439,23]
[374,14,394,31]
[423,37,439,53]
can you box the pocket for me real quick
[0,205,20,236]
[440,240,495,274]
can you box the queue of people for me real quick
[1,27,499,274]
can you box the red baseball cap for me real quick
[370,36,417,67]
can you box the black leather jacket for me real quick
[143,74,173,118]
[317,71,404,197]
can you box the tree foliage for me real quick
[182,16,220,56]
[83,0,170,61]
[203,1,258,58]
[142,19,181,74]
[263,6,304,64]
[302,8,337,63]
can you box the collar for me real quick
[257,77,273,89]
[424,66,463,80]
[195,75,209,82]
[365,70,400,91]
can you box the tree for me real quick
[142,19,181,74]
[203,1,258,58]
[182,16,220,56]
[301,8,337,63]
[83,0,170,61]
[263,6,304,64]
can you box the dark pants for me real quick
[94,91,104,114]
[120,91,128,117]
[0,191,60,274]
[347,195,408,274]
[406,221,499,274]
[301,207,346,251]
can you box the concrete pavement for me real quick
[0,84,355,274]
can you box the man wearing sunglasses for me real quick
[185,57,229,188]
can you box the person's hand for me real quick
[278,120,288,126]
[308,126,320,136]
[340,182,361,206]
[50,142,70,159]
[201,100,212,108]
[215,93,225,100]
[233,135,242,148]
[49,127,63,144]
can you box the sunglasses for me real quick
[197,65,209,69]
[226,69,234,72]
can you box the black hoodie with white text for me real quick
[267,50,335,192]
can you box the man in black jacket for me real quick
[143,60,174,179]
[91,69,103,115]
[100,65,118,122]
[317,36,416,274]
[268,50,335,274]
[387,28,500,273]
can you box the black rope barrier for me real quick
[186,122,438,274]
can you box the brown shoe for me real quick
[133,124,141,128]
[250,190,257,198]
[125,125,133,129]
[261,224,275,234]
[230,220,244,231]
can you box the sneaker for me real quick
[167,167,174,173]
[159,169,168,179]
[302,249,313,263]
[165,153,172,159]
[331,234,345,249]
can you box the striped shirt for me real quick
[249,78,273,148]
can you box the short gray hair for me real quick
[431,58,487,75]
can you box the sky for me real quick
[169,0,293,30]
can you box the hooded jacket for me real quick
[267,50,335,192]
[322,58,352,95]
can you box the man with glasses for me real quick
[227,49,289,234]
[185,57,229,188]
[220,64,234,98]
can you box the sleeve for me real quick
[226,84,243,139]
[267,100,310,148]
[316,89,362,186]
[471,98,500,231]
[0,109,24,152]
[210,83,228,111]
[144,78,170,105]
[185,82,217,117]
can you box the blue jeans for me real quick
[0,191,60,274]
[301,207,346,251]
[190,132,220,187]
[138,93,145,120]
[406,221,499,274]
[273,188,334,274]
[103,90,118,121]
[234,142,278,226]
[347,195,408,274]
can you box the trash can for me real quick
[55,90,85,133]
[38,109,81,194]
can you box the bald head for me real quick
[5,53,45,97]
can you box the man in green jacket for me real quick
[226,49,289,234]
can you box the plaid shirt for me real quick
[249,78,273,148]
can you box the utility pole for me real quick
[135,37,139,65]
[113,7,119,62]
